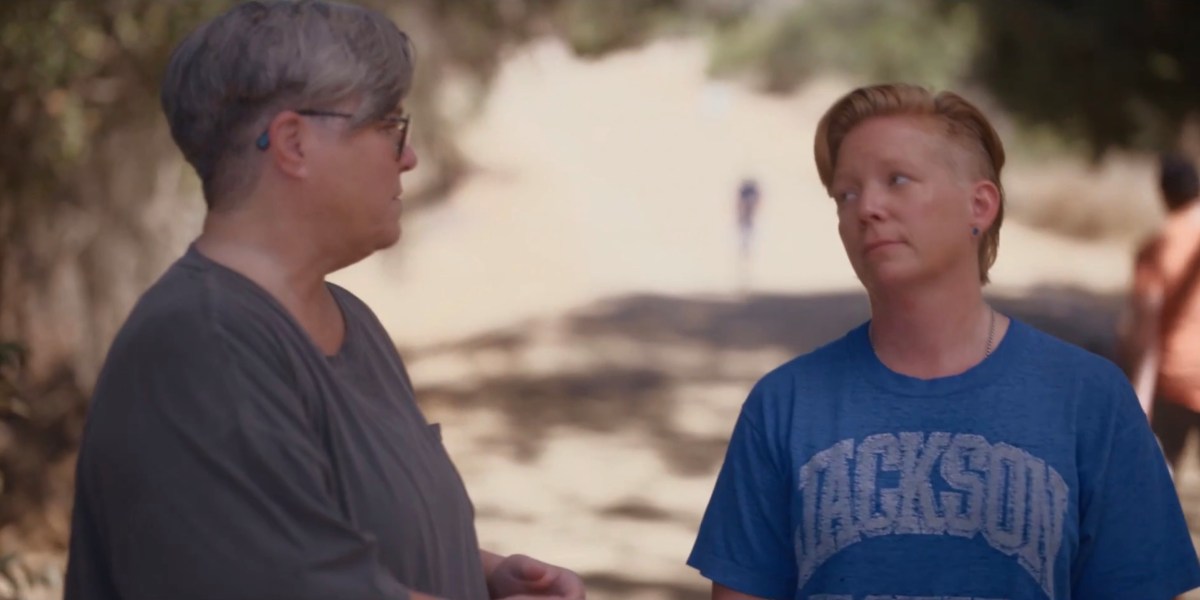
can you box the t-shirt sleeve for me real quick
[688,386,795,600]
[1071,372,1200,599]
[71,311,414,600]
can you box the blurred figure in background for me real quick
[736,177,762,260]
[689,83,1200,600]
[1121,152,1200,473]
[63,2,583,600]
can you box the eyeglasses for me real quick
[255,109,411,158]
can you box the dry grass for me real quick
[1005,152,1165,244]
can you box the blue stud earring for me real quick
[971,226,980,236]
[255,131,270,150]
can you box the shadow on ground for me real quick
[410,284,1127,474]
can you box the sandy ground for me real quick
[326,39,1196,599]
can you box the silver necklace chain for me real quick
[984,306,996,357]
[869,307,998,358]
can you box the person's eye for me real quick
[378,117,406,132]
[833,190,858,204]
[889,173,911,186]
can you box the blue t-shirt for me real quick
[688,319,1200,600]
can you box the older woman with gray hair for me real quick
[64,2,584,599]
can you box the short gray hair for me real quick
[161,0,415,209]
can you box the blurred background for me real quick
[3,0,1200,598]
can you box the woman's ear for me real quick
[264,112,309,179]
[970,179,1001,231]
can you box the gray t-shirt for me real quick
[65,246,489,600]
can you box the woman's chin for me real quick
[856,262,924,291]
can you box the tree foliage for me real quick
[0,0,226,212]
[709,0,979,94]
[706,0,1200,157]
[969,0,1200,157]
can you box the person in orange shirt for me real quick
[1122,152,1200,471]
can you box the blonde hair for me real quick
[814,83,1006,284]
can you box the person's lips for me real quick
[864,239,901,253]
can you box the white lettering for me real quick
[895,432,951,535]
[940,434,988,539]
[794,432,1068,599]
[984,443,1028,554]
[856,433,901,538]
[798,439,856,585]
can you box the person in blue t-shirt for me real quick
[687,83,1200,600]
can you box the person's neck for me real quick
[197,210,334,298]
[194,204,348,354]
[867,272,1001,380]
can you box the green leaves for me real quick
[971,0,1200,155]
[709,0,979,94]
[0,0,235,211]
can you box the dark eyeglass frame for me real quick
[255,109,411,157]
